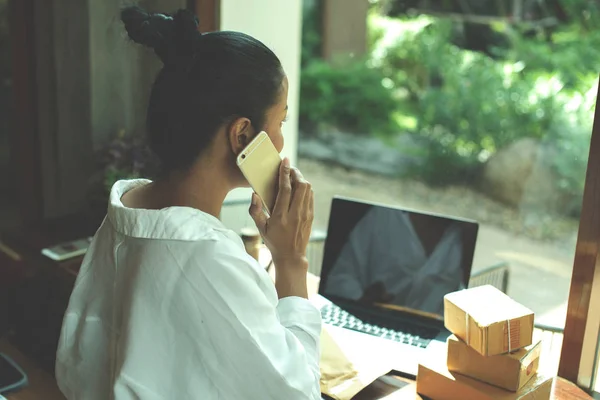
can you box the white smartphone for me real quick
[41,237,92,261]
[237,131,281,214]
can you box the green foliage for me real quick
[373,15,598,200]
[367,12,386,53]
[493,15,600,209]
[298,2,401,137]
[299,59,398,136]
[381,21,561,184]
[297,3,598,214]
[542,85,596,216]
[378,19,454,100]
[301,0,321,68]
[559,0,600,27]
[496,25,600,92]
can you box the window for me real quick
[299,1,599,374]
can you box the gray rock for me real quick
[481,137,577,214]
[298,130,421,177]
[481,138,539,207]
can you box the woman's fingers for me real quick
[290,168,311,219]
[249,193,268,234]
[272,158,292,217]
[257,163,315,273]
[307,187,314,224]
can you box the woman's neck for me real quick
[155,166,231,218]
[121,159,232,219]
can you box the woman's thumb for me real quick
[249,193,267,233]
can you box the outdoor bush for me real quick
[297,3,598,214]
[299,59,398,136]
[377,19,455,101]
[301,0,321,68]
[542,83,597,216]
[497,26,600,92]
[380,20,562,185]
[367,12,386,54]
[492,0,600,211]
[466,16,599,209]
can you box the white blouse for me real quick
[55,180,322,400]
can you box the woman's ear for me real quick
[227,117,255,155]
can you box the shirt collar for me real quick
[107,179,229,241]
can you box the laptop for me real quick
[310,196,479,377]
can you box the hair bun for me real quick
[121,6,199,68]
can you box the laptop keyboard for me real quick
[320,303,434,348]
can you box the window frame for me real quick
[190,0,221,32]
[559,78,600,392]
[8,0,43,225]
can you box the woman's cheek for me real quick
[270,128,284,153]
[276,134,285,153]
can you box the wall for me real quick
[89,0,186,148]
[35,0,185,219]
[89,1,143,148]
[35,0,94,219]
[33,0,301,226]
[219,0,303,232]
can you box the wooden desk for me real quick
[0,335,592,400]
[1,339,65,400]
[301,272,593,399]
[351,374,593,399]
[1,273,594,400]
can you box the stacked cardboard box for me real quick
[416,285,554,400]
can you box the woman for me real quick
[55,7,321,400]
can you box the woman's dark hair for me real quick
[121,6,285,172]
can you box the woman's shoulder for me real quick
[169,228,266,280]
[164,232,276,305]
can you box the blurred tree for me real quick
[301,0,322,67]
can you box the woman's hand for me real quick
[250,158,314,298]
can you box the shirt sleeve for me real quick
[174,238,322,400]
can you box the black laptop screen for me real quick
[319,198,479,318]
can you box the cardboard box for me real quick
[447,335,541,391]
[444,285,534,356]
[417,350,553,400]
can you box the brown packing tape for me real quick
[507,319,514,352]
[447,335,541,392]
[518,342,541,390]
[491,315,534,355]
[521,342,541,372]
[503,318,522,353]
[471,316,523,355]
[445,286,535,356]
[418,359,554,400]
[464,310,485,354]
